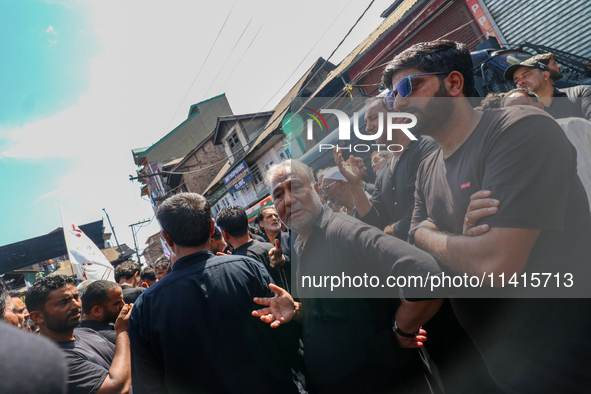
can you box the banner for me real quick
[60,205,116,283]
[223,161,254,194]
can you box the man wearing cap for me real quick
[319,167,370,216]
[505,59,591,120]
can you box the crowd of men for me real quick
[2,39,591,394]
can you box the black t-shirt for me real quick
[0,323,67,394]
[79,320,117,345]
[56,328,115,394]
[233,239,291,292]
[413,106,591,392]
[121,284,144,304]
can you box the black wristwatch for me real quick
[392,320,419,338]
[408,224,429,245]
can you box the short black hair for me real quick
[155,257,170,271]
[140,267,157,281]
[216,206,249,238]
[25,275,77,313]
[81,280,119,315]
[382,40,475,97]
[157,193,212,247]
[114,261,141,283]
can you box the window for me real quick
[251,164,263,185]
[227,132,243,155]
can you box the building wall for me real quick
[353,0,485,96]
[179,141,228,195]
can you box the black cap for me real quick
[504,60,550,81]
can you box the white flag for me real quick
[60,205,116,283]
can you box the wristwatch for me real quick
[392,320,419,338]
[408,224,429,245]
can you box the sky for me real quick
[0,0,395,257]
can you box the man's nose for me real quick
[284,189,291,206]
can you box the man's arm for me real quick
[96,304,132,394]
[414,226,540,286]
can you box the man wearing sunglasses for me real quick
[385,40,591,393]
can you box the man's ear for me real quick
[542,70,550,80]
[209,218,215,236]
[313,182,321,196]
[221,229,231,241]
[29,310,45,325]
[445,71,465,97]
[91,305,103,319]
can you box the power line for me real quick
[202,14,255,101]
[162,3,235,134]
[217,24,264,95]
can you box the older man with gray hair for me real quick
[253,159,444,394]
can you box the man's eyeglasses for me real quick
[321,181,338,193]
[383,72,447,110]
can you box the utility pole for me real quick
[129,219,151,266]
[102,208,121,254]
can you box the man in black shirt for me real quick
[129,193,301,394]
[217,206,291,292]
[114,261,144,304]
[383,40,591,392]
[505,59,591,120]
[257,206,291,257]
[253,159,444,393]
[26,274,132,394]
[80,280,125,344]
[335,98,438,240]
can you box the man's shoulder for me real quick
[559,84,591,97]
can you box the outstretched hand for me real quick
[463,190,499,236]
[252,284,296,328]
[333,146,361,185]
[268,239,286,268]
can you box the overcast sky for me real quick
[0,0,394,254]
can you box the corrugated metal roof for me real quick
[484,0,591,60]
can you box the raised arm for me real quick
[97,304,133,394]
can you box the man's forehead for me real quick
[49,285,78,300]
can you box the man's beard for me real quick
[283,192,323,232]
[102,308,120,324]
[43,309,81,333]
[267,222,281,232]
[401,82,454,137]
[550,69,563,81]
